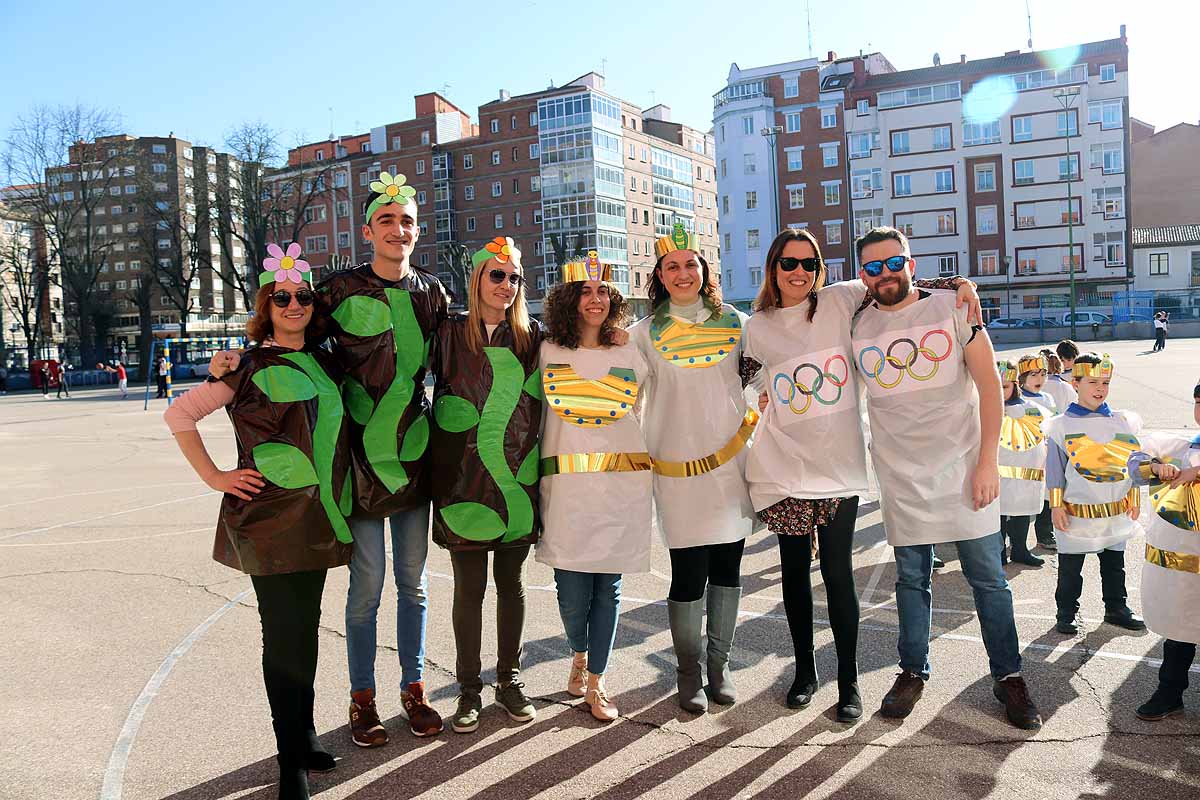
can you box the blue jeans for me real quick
[894,531,1021,680]
[553,569,622,675]
[345,506,430,691]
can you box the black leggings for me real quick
[778,497,860,683]
[250,569,327,758]
[668,539,745,602]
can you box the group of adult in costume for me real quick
[163,171,1197,799]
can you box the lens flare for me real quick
[963,75,1017,124]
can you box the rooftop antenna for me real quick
[649,89,657,106]
[601,57,607,76]
[806,0,814,58]
[328,107,334,140]
[1026,0,1034,49]
[441,82,451,97]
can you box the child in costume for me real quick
[1127,383,1200,720]
[1044,353,1146,634]
[165,246,353,800]
[428,237,542,734]
[1017,353,1058,555]
[1041,350,1075,414]
[997,360,1047,567]
[536,251,651,722]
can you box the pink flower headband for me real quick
[259,242,312,287]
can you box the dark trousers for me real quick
[156,375,168,398]
[1001,515,1033,560]
[1033,501,1053,544]
[1154,329,1166,351]
[1159,639,1197,697]
[778,496,860,686]
[448,546,529,691]
[250,569,327,759]
[1054,548,1128,620]
[668,538,746,602]
[56,379,69,398]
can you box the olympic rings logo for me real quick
[772,354,850,415]
[857,329,953,389]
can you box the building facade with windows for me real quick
[845,31,1131,320]
[1131,122,1200,228]
[0,193,63,367]
[1132,225,1200,292]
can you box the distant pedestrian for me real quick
[56,363,71,399]
[39,363,50,399]
[155,356,169,398]
[97,361,128,399]
[1153,312,1169,352]
[0,364,8,395]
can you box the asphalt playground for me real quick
[1,337,1198,800]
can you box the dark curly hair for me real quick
[246,282,327,346]
[543,281,631,349]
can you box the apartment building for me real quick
[1131,121,1200,227]
[845,30,1132,320]
[0,191,63,367]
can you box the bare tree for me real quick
[438,241,472,308]
[123,274,155,376]
[0,210,49,366]
[2,104,122,365]
[133,167,210,338]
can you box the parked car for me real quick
[173,361,210,379]
[988,317,1032,329]
[1061,311,1111,326]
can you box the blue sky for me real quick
[1,0,1194,163]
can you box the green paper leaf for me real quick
[434,394,480,433]
[332,295,392,338]
[399,413,429,461]
[343,377,375,426]
[440,501,507,541]
[516,444,540,486]
[252,365,317,404]
[522,368,543,400]
[339,469,353,517]
[253,442,319,489]
[385,288,424,377]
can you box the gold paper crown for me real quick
[560,250,612,283]
[655,221,699,259]
[997,361,1019,382]
[1072,354,1114,380]
[1017,354,1048,374]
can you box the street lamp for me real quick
[760,125,784,240]
[1003,255,1012,319]
[1054,86,1081,338]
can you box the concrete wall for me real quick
[1131,123,1200,227]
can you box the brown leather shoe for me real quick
[401,681,444,737]
[880,671,925,719]
[349,688,388,748]
[993,676,1043,730]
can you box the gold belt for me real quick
[540,451,653,476]
[1145,543,1200,574]
[652,409,759,478]
[1063,497,1131,519]
[999,466,1045,481]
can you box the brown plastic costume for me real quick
[214,346,353,575]
[316,263,449,518]
[429,314,544,551]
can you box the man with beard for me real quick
[849,227,1041,730]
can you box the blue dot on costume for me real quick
[547,372,554,378]
[564,408,571,414]
[705,356,711,362]
[610,410,616,416]
[620,402,627,408]
[623,375,630,381]
[595,419,602,425]
[673,355,679,360]
[719,349,725,355]
[728,337,735,343]
[689,357,695,363]
[549,385,556,391]
[624,389,631,395]
[662,346,669,351]
[577,418,584,424]
[554,399,560,405]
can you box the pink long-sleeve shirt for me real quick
[162,380,235,433]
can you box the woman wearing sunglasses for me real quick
[427,236,544,735]
[164,244,353,799]
[629,222,758,714]
[742,228,979,721]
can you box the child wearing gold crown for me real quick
[1016,353,1059,555]
[997,360,1048,567]
[1125,382,1200,720]
[1043,353,1146,635]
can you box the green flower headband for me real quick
[364,171,417,224]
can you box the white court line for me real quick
[854,539,892,605]
[0,492,216,541]
[0,526,209,548]
[0,481,202,510]
[100,588,252,800]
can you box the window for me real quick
[315,149,325,161]
[417,190,427,205]
[631,206,638,223]
[789,187,805,209]
[466,216,476,232]
[891,131,910,154]
[533,209,543,224]
[932,126,952,150]
[964,120,1001,146]
[724,233,731,250]
[1149,252,1169,275]
[851,168,882,198]
[512,178,519,194]
[722,195,730,214]
[1014,159,1034,185]
[490,150,501,166]
[744,153,756,174]
[934,168,954,192]
[1090,142,1123,174]
[1059,199,1081,225]
[822,145,838,168]
[494,214,503,229]
[825,222,842,245]
[785,112,802,133]
[336,200,349,218]
[786,149,802,171]
[745,191,757,210]
[936,212,955,234]
[515,211,522,226]
[511,114,518,130]
[978,251,999,275]
[854,208,884,237]
[303,205,327,223]
[974,164,997,193]
[642,209,649,225]
[893,174,912,196]
[1013,117,1033,142]
[304,235,328,252]
[337,231,350,248]
[821,107,837,129]
[894,215,914,236]
[1058,154,1080,181]
[531,175,540,191]
[489,118,500,135]
[464,153,474,169]
[116,261,127,271]
[153,163,167,174]
[464,185,475,200]
[530,111,538,127]
[783,77,799,98]
[529,143,540,159]
[856,99,869,115]
[823,182,840,206]
[415,159,426,174]
[491,182,502,197]
[720,159,727,178]
[938,254,956,277]
[747,229,760,249]
[391,135,402,150]
[334,171,348,188]
[742,116,754,135]
[1100,64,1116,83]
[1093,232,1124,265]
[1089,100,1123,130]
[879,81,961,110]
[152,144,167,154]
[124,184,136,195]
[511,146,519,162]
[976,205,997,235]
[750,267,763,285]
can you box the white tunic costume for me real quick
[1043,373,1076,413]
[536,341,653,574]
[742,281,870,510]
[1042,406,1142,554]
[1130,434,1200,645]
[998,397,1050,516]
[850,291,999,546]
[630,300,757,549]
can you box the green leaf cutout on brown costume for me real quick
[434,394,480,433]
[343,376,374,426]
[252,442,319,489]
[331,295,392,338]
[440,501,507,541]
[252,366,318,404]
[516,444,540,486]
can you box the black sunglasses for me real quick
[488,269,523,287]
[777,256,822,273]
[270,289,315,308]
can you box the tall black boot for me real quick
[276,754,310,800]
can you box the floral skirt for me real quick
[757,497,844,559]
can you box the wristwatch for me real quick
[205,374,221,384]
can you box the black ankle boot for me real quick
[276,756,310,800]
[786,673,819,708]
[836,681,863,723]
[302,730,336,772]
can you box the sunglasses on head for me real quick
[487,269,523,288]
[862,255,910,277]
[270,289,315,308]
[777,256,822,273]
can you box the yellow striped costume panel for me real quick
[650,310,742,368]
[543,364,638,427]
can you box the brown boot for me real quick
[993,676,1043,730]
[880,671,925,719]
[401,681,444,737]
[349,688,388,748]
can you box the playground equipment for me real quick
[143,336,244,409]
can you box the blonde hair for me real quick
[465,252,533,356]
